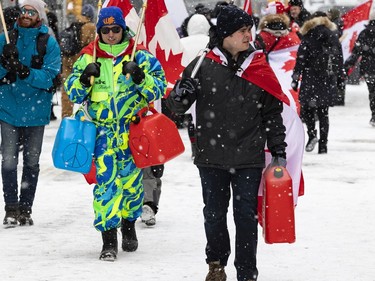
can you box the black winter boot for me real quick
[3,204,19,227]
[99,228,118,261]
[121,219,138,252]
[318,140,328,154]
[18,206,33,226]
[305,129,318,152]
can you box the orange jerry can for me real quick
[129,107,185,168]
[263,165,296,244]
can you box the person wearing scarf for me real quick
[64,6,167,261]
[166,5,286,281]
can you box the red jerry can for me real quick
[129,107,185,168]
[262,165,296,244]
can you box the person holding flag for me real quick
[64,6,167,261]
[344,16,375,126]
[166,5,287,281]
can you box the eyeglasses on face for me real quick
[20,7,38,17]
[101,26,122,34]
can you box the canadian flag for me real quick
[103,0,185,96]
[144,0,185,94]
[341,0,373,62]
[243,0,252,15]
[264,38,305,206]
[251,30,304,228]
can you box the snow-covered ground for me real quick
[1,82,375,281]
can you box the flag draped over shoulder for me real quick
[341,0,373,61]
[263,33,305,206]
[206,45,305,206]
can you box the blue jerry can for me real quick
[52,116,96,174]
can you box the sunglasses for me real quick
[20,7,38,17]
[101,26,122,34]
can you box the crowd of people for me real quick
[1,0,374,280]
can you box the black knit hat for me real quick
[289,0,303,7]
[217,5,253,40]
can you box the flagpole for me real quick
[90,0,103,86]
[130,0,147,62]
[0,1,10,43]
[191,45,210,79]
[126,0,147,80]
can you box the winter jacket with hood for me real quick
[256,13,300,58]
[180,14,210,66]
[166,45,287,170]
[345,20,375,76]
[0,23,61,126]
[293,16,344,107]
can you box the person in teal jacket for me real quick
[64,6,167,261]
[0,0,61,227]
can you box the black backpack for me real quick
[60,22,86,56]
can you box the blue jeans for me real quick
[198,166,261,281]
[1,122,45,213]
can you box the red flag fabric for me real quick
[144,0,185,95]
[102,0,132,15]
[206,48,290,106]
[341,0,373,62]
[243,0,252,15]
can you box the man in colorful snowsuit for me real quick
[0,0,61,227]
[64,6,166,261]
[166,5,287,281]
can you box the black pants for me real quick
[365,75,375,118]
[198,166,261,281]
[301,105,329,143]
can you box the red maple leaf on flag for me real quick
[282,51,297,72]
[144,0,185,96]
[349,31,358,53]
[154,42,184,89]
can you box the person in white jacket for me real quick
[180,14,211,159]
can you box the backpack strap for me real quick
[8,29,18,45]
[36,33,50,57]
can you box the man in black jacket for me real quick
[167,5,286,281]
[345,19,375,126]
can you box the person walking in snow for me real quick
[61,4,96,119]
[140,165,164,226]
[64,6,166,261]
[0,0,61,227]
[344,17,375,127]
[291,11,345,154]
[166,5,287,281]
[180,13,211,159]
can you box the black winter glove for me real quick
[0,72,17,85]
[1,57,30,79]
[291,79,298,91]
[151,164,164,178]
[80,62,101,87]
[2,43,18,59]
[270,156,287,168]
[122,61,145,84]
[171,77,198,102]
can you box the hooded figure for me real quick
[292,12,344,154]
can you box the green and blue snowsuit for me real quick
[64,40,167,232]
